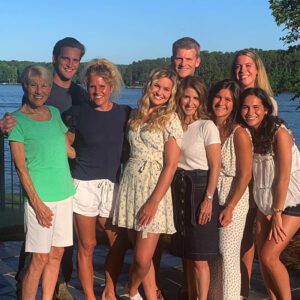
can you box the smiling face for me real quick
[53,46,81,82]
[26,76,51,108]
[173,48,201,79]
[234,55,258,90]
[241,95,267,129]
[88,74,112,111]
[180,87,200,120]
[212,88,234,121]
[149,77,173,109]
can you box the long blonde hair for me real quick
[231,49,273,97]
[129,68,179,131]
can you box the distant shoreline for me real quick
[0,83,20,86]
[0,83,144,89]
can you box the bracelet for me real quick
[273,207,283,213]
[227,203,235,209]
[206,193,213,200]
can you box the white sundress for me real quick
[210,125,251,300]
[113,113,183,238]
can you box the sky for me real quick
[0,0,289,65]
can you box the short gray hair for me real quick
[21,65,53,93]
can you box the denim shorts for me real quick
[283,204,300,217]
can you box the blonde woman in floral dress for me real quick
[113,68,183,300]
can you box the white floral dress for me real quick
[210,125,251,300]
[113,113,183,237]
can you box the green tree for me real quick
[269,0,300,45]
[269,0,300,105]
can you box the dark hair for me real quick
[176,76,208,129]
[239,87,284,154]
[208,79,240,137]
[52,37,85,59]
[172,37,200,57]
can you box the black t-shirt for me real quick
[47,82,89,115]
[67,102,131,182]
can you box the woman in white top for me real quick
[208,79,253,300]
[231,49,279,299]
[240,87,300,300]
[171,76,221,300]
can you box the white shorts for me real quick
[73,179,119,218]
[24,197,73,253]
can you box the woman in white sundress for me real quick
[113,68,183,300]
[208,79,253,300]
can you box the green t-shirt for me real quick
[8,106,75,202]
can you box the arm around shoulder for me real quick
[0,113,17,135]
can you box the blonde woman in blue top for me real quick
[66,58,130,300]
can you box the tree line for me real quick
[0,48,299,96]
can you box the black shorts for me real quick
[283,204,300,217]
[171,169,219,261]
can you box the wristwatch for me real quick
[206,193,213,200]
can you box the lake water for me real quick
[1,84,299,143]
[0,85,299,194]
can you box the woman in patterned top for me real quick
[113,68,183,300]
[208,79,252,300]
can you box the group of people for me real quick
[0,36,300,300]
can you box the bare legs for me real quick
[99,217,129,300]
[75,213,128,300]
[75,213,97,300]
[191,260,210,300]
[153,234,170,295]
[22,246,64,300]
[240,207,256,299]
[256,211,300,300]
[128,230,160,300]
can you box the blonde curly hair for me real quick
[129,68,179,131]
[82,58,123,94]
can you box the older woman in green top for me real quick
[8,65,75,300]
